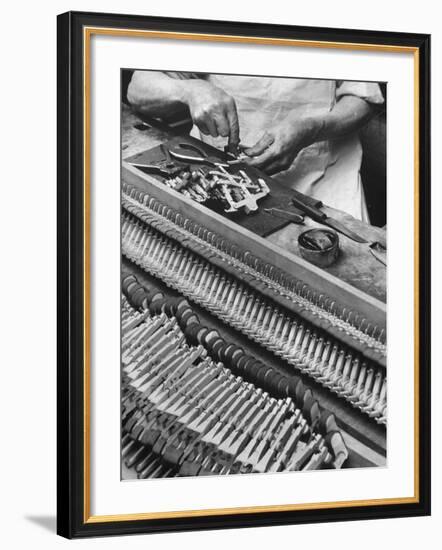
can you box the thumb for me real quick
[244,133,274,157]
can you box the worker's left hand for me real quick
[243,114,321,175]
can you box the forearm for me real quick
[308,95,375,144]
[128,73,240,147]
[244,95,376,173]
[127,71,190,116]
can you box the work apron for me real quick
[192,75,369,222]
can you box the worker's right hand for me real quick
[183,80,240,151]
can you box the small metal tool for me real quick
[221,177,270,214]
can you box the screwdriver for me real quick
[264,207,304,224]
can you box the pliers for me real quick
[168,143,230,169]
[128,145,184,177]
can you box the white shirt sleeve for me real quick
[336,80,384,104]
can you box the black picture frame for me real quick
[57,10,431,539]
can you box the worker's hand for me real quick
[183,80,240,151]
[243,114,321,175]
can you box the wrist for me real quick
[299,115,325,147]
[179,79,207,106]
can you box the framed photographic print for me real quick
[57,11,431,538]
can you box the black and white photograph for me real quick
[120,69,387,480]
[53,8,431,538]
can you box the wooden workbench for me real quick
[122,105,386,303]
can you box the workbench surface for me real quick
[122,105,386,303]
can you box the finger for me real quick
[265,151,299,175]
[213,112,230,138]
[244,146,277,168]
[244,133,274,157]
[225,100,240,149]
[203,115,218,138]
[197,120,210,136]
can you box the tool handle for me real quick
[291,188,323,209]
[178,142,208,158]
[291,196,327,222]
